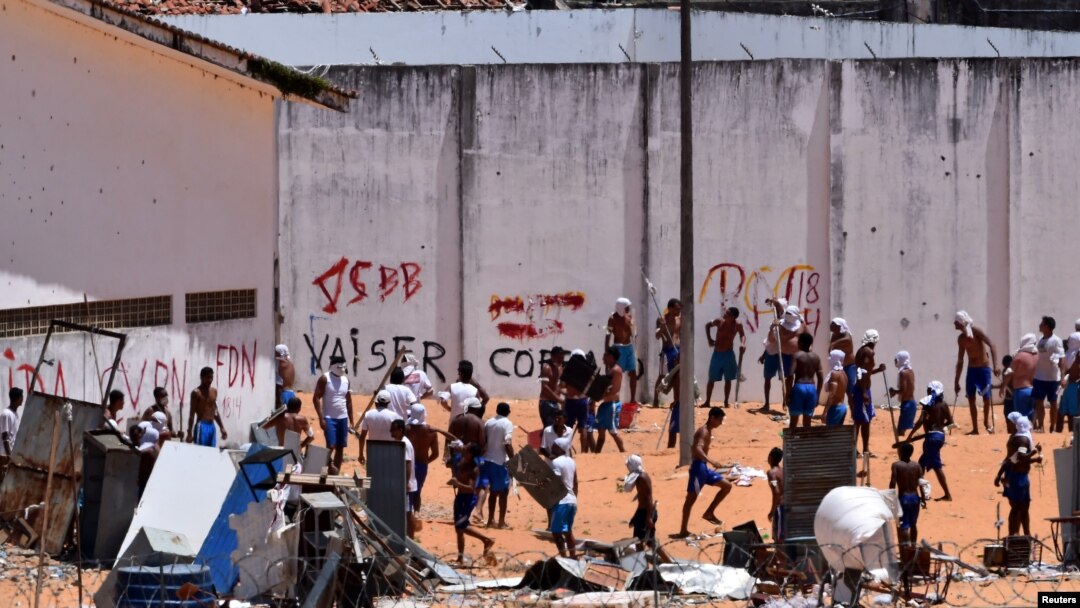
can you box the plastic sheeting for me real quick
[813,486,900,580]
[656,562,756,599]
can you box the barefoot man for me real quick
[705,307,746,409]
[596,346,627,453]
[830,318,856,405]
[996,413,1042,535]
[766,447,785,543]
[447,443,495,563]
[539,347,566,428]
[1034,316,1065,433]
[953,311,1001,434]
[271,396,315,452]
[905,381,953,501]
[673,407,732,538]
[607,298,639,403]
[406,404,439,515]
[275,344,296,407]
[789,333,823,428]
[853,330,885,454]
[548,437,579,558]
[891,351,917,434]
[187,367,227,447]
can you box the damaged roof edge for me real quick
[44,0,356,112]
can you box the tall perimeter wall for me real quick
[280,59,1080,402]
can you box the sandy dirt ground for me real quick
[5,388,1078,606]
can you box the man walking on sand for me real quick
[853,330,885,455]
[996,412,1042,536]
[313,356,353,474]
[672,407,732,538]
[891,351,918,434]
[824,350,849,426]
[953,311,1001,435]
[607,298,639,403]
[705,307,746,409]
[789,334,822,429]
[890,442,924,545]
[905,381,953,502]
[1012,334,1039,419]
[549,437,579,558]
[482,402,515,529]
[595,347,627,453]
[1033,316,1065,433]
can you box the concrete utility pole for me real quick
[678,0,695,466]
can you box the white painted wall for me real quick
[278,59,1080,404]
[0,0,279,442]
[161,10,1080,67]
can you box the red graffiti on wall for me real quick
[698,263,823,335]
[313,257,423,313]
[489,291,586,341]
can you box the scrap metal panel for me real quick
[782,425,856,540]
[0,392,104,554]
[366,440,407,554]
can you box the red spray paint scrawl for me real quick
[489,291,585,341]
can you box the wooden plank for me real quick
[507,446,567,511]
[277,472,371,489]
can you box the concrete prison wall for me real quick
[279,59,1080,402]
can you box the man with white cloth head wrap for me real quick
[1009,334,1039,421]
[904,380,954,501]
[275,344,296,407]
[1055,332,1080,432]
[623,455,660,548]
[823,350,850,426]
[829,318,857,406]
[548,437,579,558]
[995,412,1042,536]
[890,351,918,433]
[758,299,809,413]
[607,297,639,402]
[852,330,885,454]
[1032,316,1066,432]
[952,310,1001,435]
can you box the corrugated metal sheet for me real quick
[0,392,104,554]
[366,440,407,555]
[782,425,856,540]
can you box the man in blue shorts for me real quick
[672,407,731,538]
[996,413,1041,535]
[448,443,494,563]
[890,351,918,433]
[1033,316,1065,433]
[905,381,953,501]
[548,438,579,558]
[953,311,1001,435]
[1057,333,1080,433]
[705,307,746,409]
[655,299,681,397]
[482,402,515,529]
[890,442,924,544]
[1011,334,1038,419]
[563,350,594,454]
[853,330,885,454]
[789,334,822,428]
[595,347,627,453]
[607,298,639,402]
[824,350,849,425]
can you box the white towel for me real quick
[624,454,644,492]
[615,297,632,316]
[1016,333,1038,355]
[832,317,850,335]
[955,311,974,339]
[894,351,911,371]
[829,349,845,372]
[861,329,879,346]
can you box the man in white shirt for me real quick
[441,361,489,420]
[313,355,354,474]
[548,437,578,558]
[0,388,23,473]
[385,368,418,419]
[482,402,515,529]
[358,390,403,465]
[1033,316,1066,432]
[391,419,418,538]
[540,409,573,459]
[402,353,434,401]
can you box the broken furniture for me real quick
[508,445,568,511]
[81,430,141,562]
[299,492,349,599]
[1046,515,1080,567]
[114,563,214,607]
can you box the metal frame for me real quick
[28,319,127,410]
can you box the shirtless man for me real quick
[705,307,746,409]
[562,351,593,454]
[142,387,176,437]
[953,311,1001,434]
[853,330,885,454]
[406,404,440,516]
[890,442,923,544]
[824,350,850,425]
[607,298,638,403]
[275,344,296,407]
[673,407,732,538]
[448,398,485,470]
[890,351,917,434]
[1011,334,1039,420]
[660,352,682,449]
[766,447,785,543]
[1057,333,1080,433]
[447,443,495,563]
[272,396,314,452]
[655,300,682,399]
[905,382,953,501]
[186,367,227,447]
[995,412,1042,535]
[595,346,626,453]
[539,347,566,428]
[829,318,856,404]
[624,454,656,549]
[789,334,823,429]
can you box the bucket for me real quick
[527,429,543,450]
[618,402,640,429]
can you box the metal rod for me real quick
[33,409,61,608]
